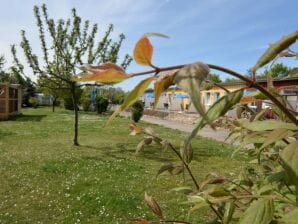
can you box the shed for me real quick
[0,83,22,121]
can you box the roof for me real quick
[222,76,298,86]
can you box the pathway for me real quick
[121,112,230,143]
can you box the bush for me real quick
[130,100,144,122]
[28,97,38,108]
[94,95,109,114]
[80,89,91,112]
[81,98,91,112]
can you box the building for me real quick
[142,77,298,113]
[0,83,22,121]
[36,93,53,106]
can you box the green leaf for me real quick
[143,32,170,38]
[153,74,175,111]
[172,165,184,175]
[174,62,209,118]
[186,88,243,147]
[240,120,298,132]
[107,77,154,125]
[261,128,294,149]
[171,186,193,194]
[156,163,174,177]
[267,170,287,183]
[280,141,298,202]
[239,199,274,224]
[187,196,209,216]
[180,142,193,164]
[207,186,230,197]
[223,202,235,224]
[280,208,298,224]
[252,30,298,73]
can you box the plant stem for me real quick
[168,143,200,191]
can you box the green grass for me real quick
[0,107,244,223]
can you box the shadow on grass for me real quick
[10,114,47,122]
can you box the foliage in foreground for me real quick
[78,30,298,223]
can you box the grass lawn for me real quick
[0,107,244,224]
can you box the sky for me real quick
[0,0,297,91]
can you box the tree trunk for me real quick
[52,97,56,112]
[71,84,79,146]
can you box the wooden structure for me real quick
[0,83,22,121]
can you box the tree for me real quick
[261,63,290,78]
[100,86,127,104]
[37,76,67,112]
[12,4,132,145]
[207,73,222,83]
[288,67,298,77]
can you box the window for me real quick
[205,92,211,105]
[213,92,220,102]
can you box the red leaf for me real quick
[133,37,153,66]
[129,218,150,224]
[76,63,128,84]
[144,192,164,219]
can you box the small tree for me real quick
[130,100,144,122]
[37,75,67,112]
[208,73,222,83]
[12,4,132,145]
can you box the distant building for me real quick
[142,77,298,114]
[36,93,53,106]
[0,83,22,121]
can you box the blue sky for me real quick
[0,0,297,91]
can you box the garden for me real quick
[0,2,298,224]
[0,107,242,223]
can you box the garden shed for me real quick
[0,83,22,121]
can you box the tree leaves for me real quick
[185,88,243,148]
[239,199,274,224]
[153,74,175,111]
[107,77,155,125]
[76,63,128,84]
[144,193,164,220]
[174,62,210,118]
[252,30,298,73]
